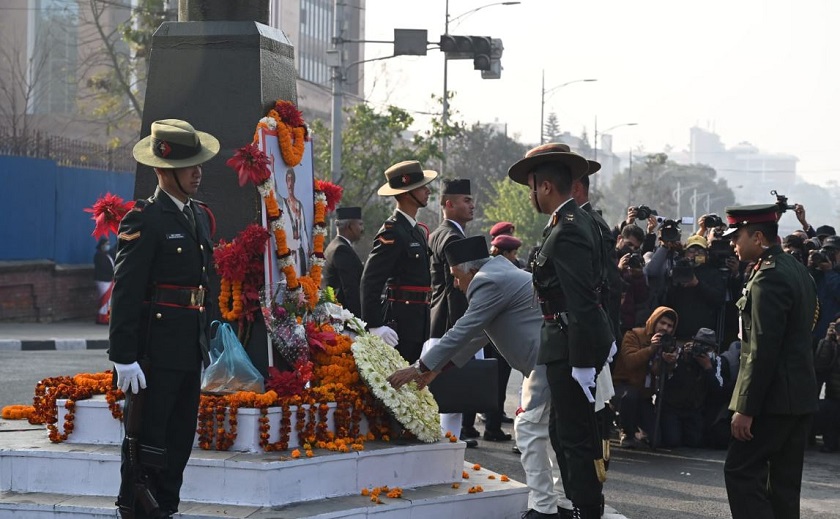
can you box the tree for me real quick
[543,112,560,143]
[0,25,52,148]
[310,103,445,250]
[484,178,545,249]
[445,122,528,231]
[74,0,174,140]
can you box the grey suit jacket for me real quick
[420,256,550,411]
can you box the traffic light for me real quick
[481,38,504,79]
[439,35,493,65]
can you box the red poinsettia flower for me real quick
[305,321,336,354]
[314,180,343,213]
[84,193,135,239]
[226,143,272,187]
[274,100,305,128]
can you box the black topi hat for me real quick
[335,206,362,220]
[444,236,489,267]
[441,178,471,195]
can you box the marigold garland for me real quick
[1,405,35,420]
[219,279,245,321]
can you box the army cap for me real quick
[445,236,489,267]
[490,221,515,237]
[722,204,779,238]
[491,234,522,251]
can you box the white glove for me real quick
[370,326,399,347]
[607,341,618,364]
[571,367,597,403]
[113,361,147,394]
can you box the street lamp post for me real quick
[592,121,637,191]
[539,73,597,144]
[441,1,520,176]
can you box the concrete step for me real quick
[0,463,529,518]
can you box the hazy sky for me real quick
[362,0,839,187]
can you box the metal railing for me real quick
[0,130,135,172]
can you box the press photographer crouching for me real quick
[611,306,678,448]
[656,328,724,448]
[815,317,840,453]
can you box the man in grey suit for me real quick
[388,236,564,519]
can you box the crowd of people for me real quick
[107,116,828,519]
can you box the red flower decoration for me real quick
[214,224,269,322]
[305,321,336,354]
[226,143,272,187]
[265,360,313,397]
[274,100,305,128]
[314,180,343,213]
[84,193,135,239]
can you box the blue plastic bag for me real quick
[201,321,265,394]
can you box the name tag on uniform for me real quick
[167,233,186,240]
[410,242,422,247]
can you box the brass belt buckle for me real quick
[190,289,205,307]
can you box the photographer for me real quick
[815,318,840,453]
[616,225,650,334]
[794,203,836,243]
[657,328,724,448]
[664,235,726,340]
[620,206,659,254]
[642,219,684,309]
[612,306,678,448]
[695,213,726,241]
[782,234,809,265]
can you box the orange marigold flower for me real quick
[361,488,370,496]
[452,483,460,489]
[488,475,496,480]
[472,463,481,470]
[291,449,301,459]
[462,471,470,479]
[500,475,510,482]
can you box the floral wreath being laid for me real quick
[351,334,440,443]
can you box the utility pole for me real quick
[330,0,345,183]
[441,0,450,178]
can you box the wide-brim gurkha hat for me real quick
[722,204,780,238]
[507,142,590,185]
[586,159,602,175]
[445,236,490,267]
[377,160,438,196]
[133,119,220,169]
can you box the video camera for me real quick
[634,205,658,220]
[658,219,683,243]
[708,239,736,269]
[670,257,694,285]
[771,190,795,214]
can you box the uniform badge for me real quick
[157,140,171,158]
[118,231,141,241]
[167,233,185,240]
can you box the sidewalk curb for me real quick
[0,339,108,351]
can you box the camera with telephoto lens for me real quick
[670,257,695,285]
[702,214,724,229]
[634,205,658,220]
[809,249,833,268]
[627,251,645,269]
[658,333,677,354]
[771,190,795,214]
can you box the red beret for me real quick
[491,234,522,251]
[490,221,515,237]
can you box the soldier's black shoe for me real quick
[501,413,514,424]
[483,429,512,441]
[464,439,478,448]
[522,509,559,518]
[557,505,575,519]
[460,426,480,439]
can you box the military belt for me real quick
[386,284,431,305]
[147,284,206,308]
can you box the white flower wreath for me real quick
[351,334,440,443]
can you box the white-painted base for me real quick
[55,396,369,452]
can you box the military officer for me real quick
[722,204,818,519]
[323,206,364,317]
[110,119,219,518]
[508,143,615,519]
[360,160,436,363]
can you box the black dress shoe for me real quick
[522,509,559,518]
[464,439,478,448]
[460,426,481,439]
[557,506,575,519]
[501,413,514,424]
[512,445,521,454]
[483,429,512,441]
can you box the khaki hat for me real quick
[508,142,590,185]
[685,235,708,249]
[377,160,438,196]
[132,119,220,169]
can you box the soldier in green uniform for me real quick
[509,143,615,519]
[110,119,219,518]
[722,204,818,519]
[360,160,437,363]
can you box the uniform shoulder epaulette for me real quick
[131,198,152,212]
[758,256,776,270]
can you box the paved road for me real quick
[3,325,840,518]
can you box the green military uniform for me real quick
[722,205,818,519]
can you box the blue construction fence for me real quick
[0,156,135,265]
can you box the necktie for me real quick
[183,204,196,231]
